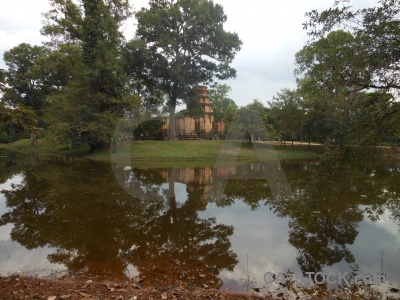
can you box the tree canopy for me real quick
[39,0,135,151]
[295,0,400,148]
[134,0,242,140]
[302,0,400,94]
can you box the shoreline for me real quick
[0,274,390,300]
[0,139,322,163]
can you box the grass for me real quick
[0,139,90,156]
[0,139,320,166]
[76,140,321,166]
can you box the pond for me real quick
[0,149,399,296]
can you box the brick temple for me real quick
[162,86,225,139]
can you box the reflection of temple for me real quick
[162,86,225,139]
[160,165,237,210]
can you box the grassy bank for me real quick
[0,139,320,164]
[0,139,90,156]
[89,140,321,163]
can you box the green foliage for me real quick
[2,43,49,113]
[227,100,274,141]
[134,119,165,139]
[0,69,6,91]
[296,0,400,148]
[81,0,127,99]
[269,89,303,145]
[208,84,237,130]
[0,103,38,139]
[40,0,135,152]
[295,30,368,93]
[295,25,400,147]
[134,0,242,140]
[303,0,400,92]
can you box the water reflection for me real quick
[0,151,399,291]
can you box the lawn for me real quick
[0,139,320,164]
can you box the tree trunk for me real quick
[168,167,177,223]
[30,131,38,147]
[111,137,117,153]
[168,97,177,141]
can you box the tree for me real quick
[227,100,273,142]
[269,89,303,146]
[302,0,400,94]
[2,43,48,113]
[295,30,400,147]
[41,0,135,151]
[297,0,400,149]
[0,103,38,145]
[208,84,237,131]
[134,0,242,140]
[0,69,6,91]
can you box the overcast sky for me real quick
[0,0,377,107]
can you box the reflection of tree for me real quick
[3,156,400,287]
[128,167,237,288]
[131,204,237,287]
[211,160,400,279]
[276,160,400,277]
[0,159,237,288]
[0,150,27,184]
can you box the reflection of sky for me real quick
[200,199,400,292]
[0,175,66,276]
[0,239,65,277]
[0,174,22,241]
[200,201,299,291]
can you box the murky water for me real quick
[0,149,399,295]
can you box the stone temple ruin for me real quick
[162,86,225,139]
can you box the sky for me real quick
[0,0,377,107]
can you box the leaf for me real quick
[47,297,57,300]
[161,291,168,299]
[78,291,91,297]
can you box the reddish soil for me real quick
[0,275,390,300]
[0,275,273,300]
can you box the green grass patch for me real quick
[0,139,90,156]
[1,139,320,166]
[90,140,320,165]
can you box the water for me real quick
[0,149,399,295]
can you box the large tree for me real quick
[296,0,400,148]
[2,43,48,113]
[295,29,400,147]
[134,0,242,140]
[302,0,400,94]
[41,0,134,151]
[269,89,303,146]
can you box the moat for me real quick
[0,149,399,295]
